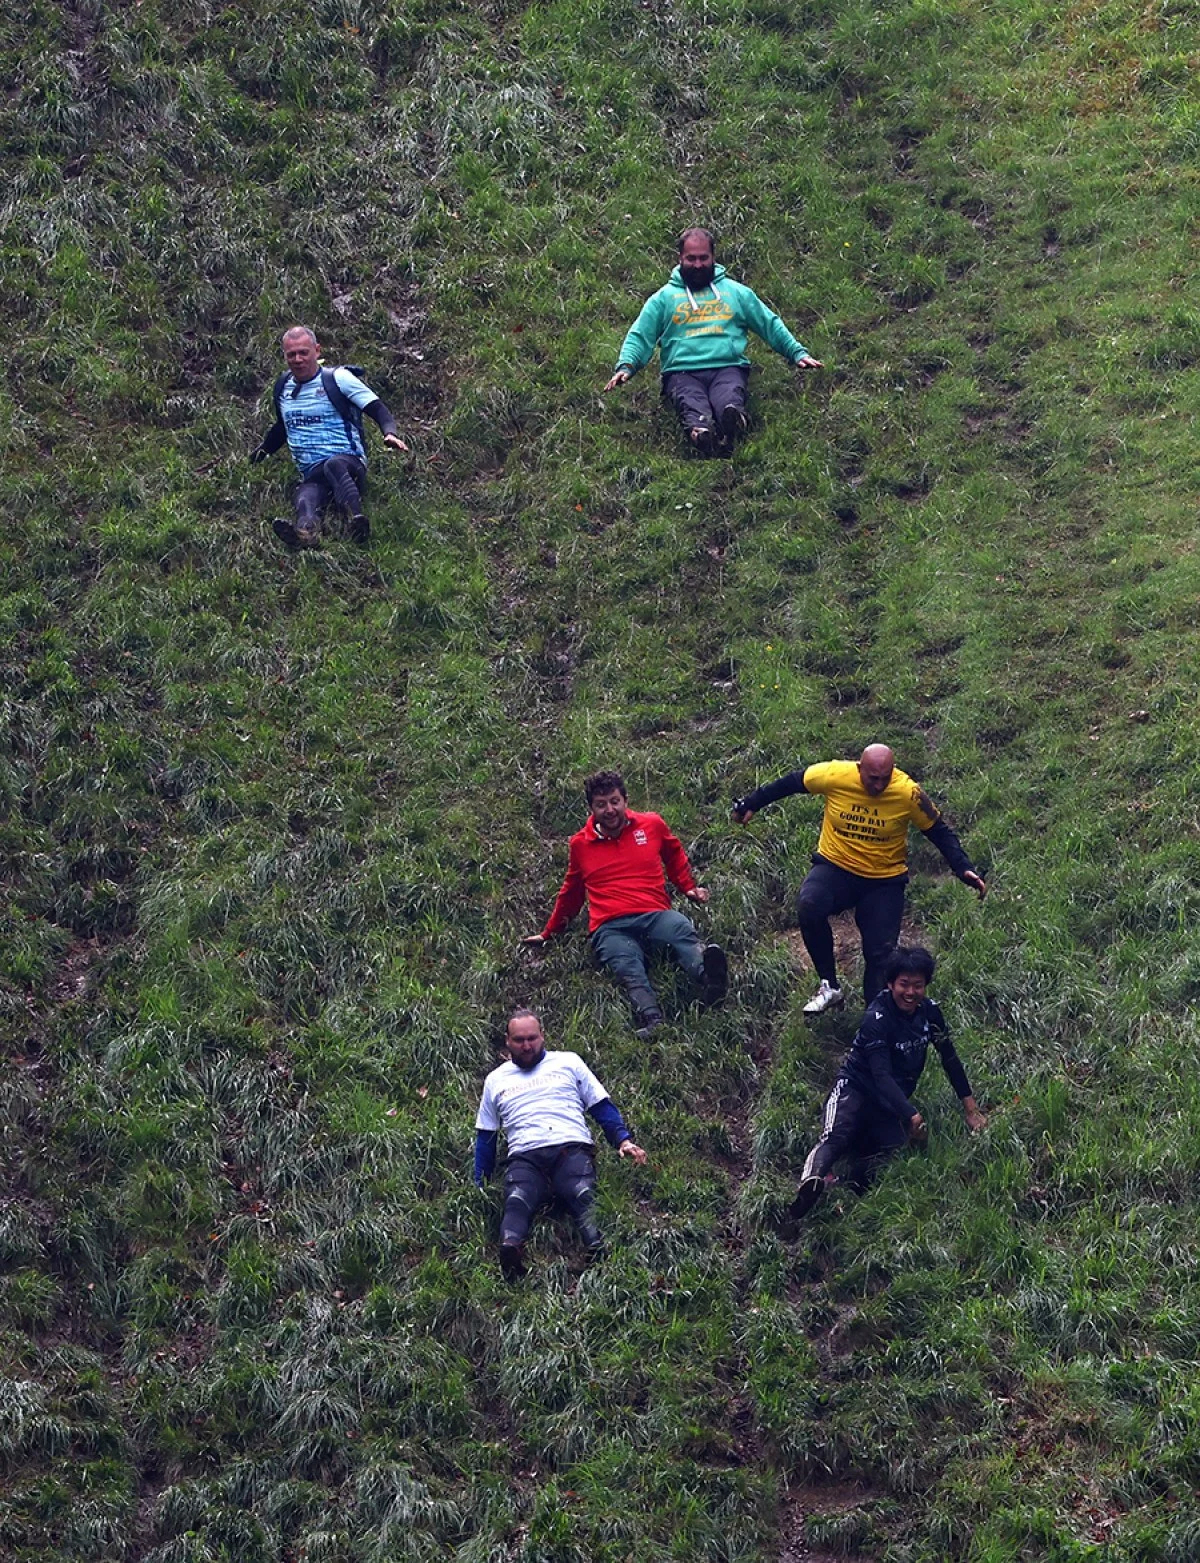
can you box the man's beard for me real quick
[514,1048,545,1071]
[680,263,715,289]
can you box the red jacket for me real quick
[541,810,698,936]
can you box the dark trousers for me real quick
[662,365,749,434]
[591,909,706,1023]
[801,1078,908,1192]
[295,454,367,536]
[501,1143,600,1248]
[797,856,908,1003]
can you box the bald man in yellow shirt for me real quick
[732,744,986,1012]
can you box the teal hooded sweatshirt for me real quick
[615,264,810,376]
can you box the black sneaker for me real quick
[272,516,299,549]
[689,425,715,455]
[634,1011,664,1039]
[499,1243,526,1282]
[701,943,728,1007]
[348,512,370,545]
[720,404,749,441]
[787,1175,826,1222]
[583,1238,607,1265]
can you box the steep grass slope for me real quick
[3,0,1200,1558]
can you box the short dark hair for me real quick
[584,770,626,805]
[506,1007,541,1035]
[883,945,937,985]
[678,226,715,254]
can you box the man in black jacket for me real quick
[251,325,407,548]
[786,945,986,1222]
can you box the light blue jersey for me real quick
[280,368,376,476]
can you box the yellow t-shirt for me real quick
[803,761,939,878]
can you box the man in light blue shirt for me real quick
[251,325,407,548]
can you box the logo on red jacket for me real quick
[634,829,648,845]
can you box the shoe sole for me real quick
[701,944,728,1005]
[348,516,370,545]
[720,407,749,440]
[803,989,844,1015]
[499,1245,526,1281]
[788,1176,825,1222]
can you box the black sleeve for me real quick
[363,398,398,439]
[864,1037,918,1122]
[929,1003,973,1099]
[255,418,288,458]
[921,817,975,878]
[736,769,809,814]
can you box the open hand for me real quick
[604,369,631,392]
[619,1139,647,1165]
[383,433,409,452]
[685,887,710,905]
[519,933,547,948]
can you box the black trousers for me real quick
[295,454,367,536]
[662,365,749,434]
[796,856,908,1003]
[801,1078,908,1191]
[501,1143,600,1248]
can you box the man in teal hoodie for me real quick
[604,228,823,451]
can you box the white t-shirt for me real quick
[476,1051,609,1155]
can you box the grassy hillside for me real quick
[4,0,1200,1557]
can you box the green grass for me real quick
[4,0,1200,1556]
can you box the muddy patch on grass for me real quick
[783,909,926,991]
[778,1480,881,1562]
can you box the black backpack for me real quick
[273,365,368,445]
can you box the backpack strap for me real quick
[272,370,290,418]
[321,366,364,445]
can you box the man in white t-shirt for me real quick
[250,325,408,549]
[474,1009,647,1280]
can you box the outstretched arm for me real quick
[474,1129,498,1185]
[732,769,809,823]
[735,282,822,367]
[921,817,986,897]
[250,418,287,463]
[589,1098,647,1163]
[363,397,409,451]
[933,1033,987,1130]
[658,818,698,896]
[606,294,665,388]
[522,843,585,943]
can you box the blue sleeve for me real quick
[588,1097,631,1149]
[474,1129,498,1184]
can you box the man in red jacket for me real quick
[521,769,728,1036]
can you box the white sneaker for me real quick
[803,979,844,1015]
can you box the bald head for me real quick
[858,744,895,796]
